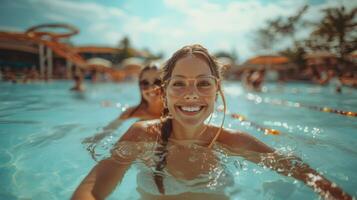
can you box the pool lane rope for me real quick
[246,93,357,117]
[216,108,281,136]
[231,113,281,135]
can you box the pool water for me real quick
[0,81,356,199]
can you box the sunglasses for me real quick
[139,79,162,90]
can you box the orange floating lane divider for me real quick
[246,94,357,118]
[304,105,357,117]
[231,113,281,136]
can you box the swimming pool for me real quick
[0,81,356,199]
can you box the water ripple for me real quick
[0,120,40,125]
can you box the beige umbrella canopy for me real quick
[120,57,144,68]
[117,57,145,78]
[121,57,144,69]
[86,57,112,71]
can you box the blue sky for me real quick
[0,0,355,61]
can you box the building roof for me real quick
[245,55,290,65]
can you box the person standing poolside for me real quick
[72,44,352,200]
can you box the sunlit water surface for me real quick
[0,81,356,199]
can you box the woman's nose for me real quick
[184,87,199,100]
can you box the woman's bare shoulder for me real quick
[118,106,137,120]
[216,128,274,153]
[207,126,249,141]
[119,106,156,120]
[119,119,161,142]
[218,128,254,140]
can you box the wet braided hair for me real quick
[153,111,171,194]
[153,44,222,194]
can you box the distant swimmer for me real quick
[70,74,85,92]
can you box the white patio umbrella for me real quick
[86,57,112,68]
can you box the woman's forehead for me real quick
[141,69,160,80]
[172,56,211,77]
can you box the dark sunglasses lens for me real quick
[140,80,149,87]
[154,79,162,86]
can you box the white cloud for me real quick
[35,0,124,21]
[159,0,308,59]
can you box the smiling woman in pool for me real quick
[72,44,352,200]
[119,64,163,120]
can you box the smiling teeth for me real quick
[181,106,201,112]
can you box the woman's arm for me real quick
[82,119,124,144]
[218,131,352,200]
[82,107,137,145]
[257,153,352,200]
[72,122,151,200]
[71,157,131,200]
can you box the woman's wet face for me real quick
[140,69,162,102]
[166,55,217,126]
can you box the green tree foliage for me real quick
[270,5,309,42]
[254,27,277,52]
[253,5,308,52]
[113,36,135,64]
[254,5,309,68]
[279,42,306,69]
[309,6,357,62]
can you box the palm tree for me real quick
[279,42,306,70]
[114,36,133,64]
[253,5,308,55]
[271,5,309,42]
[311,6,357,64]
[253,26,277,53]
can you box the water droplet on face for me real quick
[189,155,199,162]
